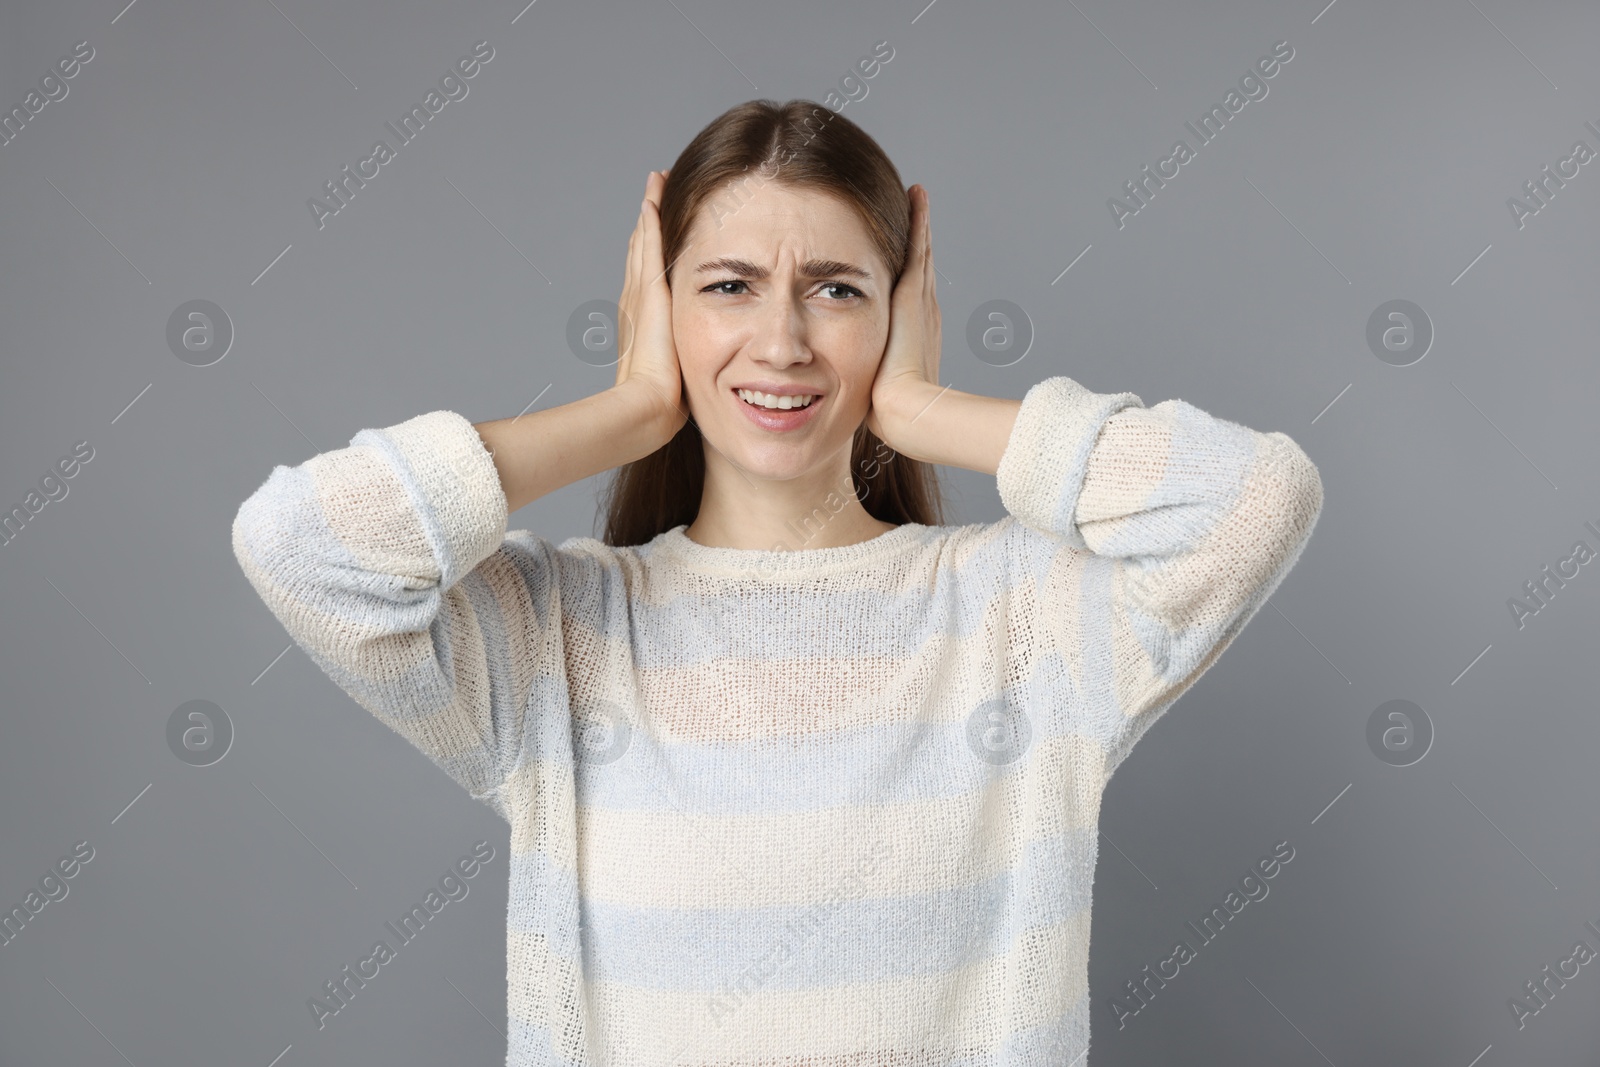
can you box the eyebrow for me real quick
[692,256,872,281]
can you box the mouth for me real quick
[732,387,823,431]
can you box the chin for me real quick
[714,437,819,482]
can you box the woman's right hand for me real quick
[473,171,686,511]
[614,169,688,444]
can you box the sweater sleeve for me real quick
[231,409,558,820]
[995,376,1325,778]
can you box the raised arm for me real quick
[232,408,539,815]
[232,172,687,815]
[868,188,1322,774]
[474,381,680,512]
[479,169,686,511]
[880,375,1325,775]
[231,384,666,812]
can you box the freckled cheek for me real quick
[669,312,715,382]
[830,325,888,399]
[672,322,742,419]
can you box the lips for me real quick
[736,388,817,410]
[731,387,823,431]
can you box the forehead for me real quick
[683,181,881,269]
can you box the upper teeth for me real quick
[738,389,816,410]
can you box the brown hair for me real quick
[599,99,945,548]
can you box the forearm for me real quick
[876,381,1021,475]
[473,382,676,513]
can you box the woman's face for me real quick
[671,180,892,482]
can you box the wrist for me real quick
[874,382,1022,475]
[610,379,685,455]
[872,379,945,457]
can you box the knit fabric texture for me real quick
[231,375,1325,1066]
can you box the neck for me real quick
[684,443,897,552]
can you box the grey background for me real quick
[2,0,1597,1063]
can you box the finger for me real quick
[621,197,646,371]
[645,191,675,296]
[909,185,929,279]
[623,197,643,301]
[617,212,637,385]
[923,188,932,259]
[913,184,927,253]
[649,169,669,207]
[632,194,647,274]
[633,194,647,279]
[643,191,662,278]
[629,196,648,357]
[648,219,667,294]
[923,189,935,300]
[895,192,921,297]
[627,197,646,271]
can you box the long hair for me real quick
[599,99,945,548]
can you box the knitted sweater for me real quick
[231,375,1324,1066]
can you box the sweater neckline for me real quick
[650,522,929,577]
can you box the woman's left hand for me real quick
[866,184,940,449]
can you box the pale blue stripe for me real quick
[531,684,1098,816]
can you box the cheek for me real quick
[670,307,722,401]
[836,323,887,387]
[668,303,699,357]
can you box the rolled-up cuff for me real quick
[995,376,1143,550]
[350,410,508,589]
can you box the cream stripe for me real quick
[625,521,1011,609]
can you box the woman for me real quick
[233,99,1324,1066]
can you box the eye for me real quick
[698,279,865,300]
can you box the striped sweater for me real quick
[231,375,1324,1066]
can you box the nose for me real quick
[747,292,812,372]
